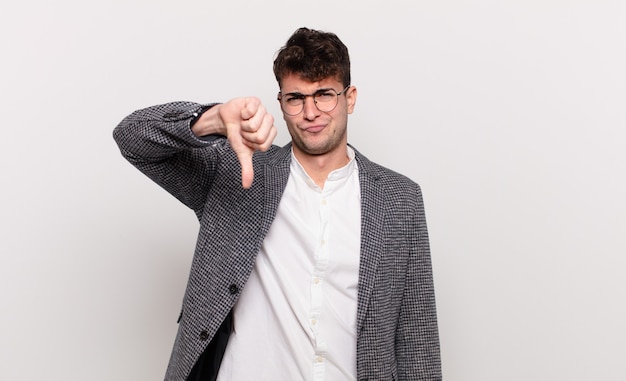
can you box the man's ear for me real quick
[347,86,357,114]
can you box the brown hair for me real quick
[273,27,351,88]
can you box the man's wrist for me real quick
[190,104,226,137]
[190,104,214,127]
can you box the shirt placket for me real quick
[311,190,330,381]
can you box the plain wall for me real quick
[1,0,624,380]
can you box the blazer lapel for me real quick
[354,151,386,333]
[259,144,292,239]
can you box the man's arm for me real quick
[112,98,277,216]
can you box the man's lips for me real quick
[302,125,325,133]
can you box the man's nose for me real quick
[302,96,320,120]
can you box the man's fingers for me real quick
[242,122,278,152]
[240,98,260,122]
[240,101,267,133]
[241,112,276,148]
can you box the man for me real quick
[114,27,441,381]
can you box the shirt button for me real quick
[229,284,239,295]
[311,319,317,325]
[315,356,324,363]
[199,330,209,341]
[313,278,320,284]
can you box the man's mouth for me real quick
[302,125,325,133]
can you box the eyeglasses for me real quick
[278,85,351,116]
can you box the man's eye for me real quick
[285,95,304,103]
[316,91,335,100]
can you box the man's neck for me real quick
[293,146,350,189]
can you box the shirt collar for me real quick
[290,147,357,190]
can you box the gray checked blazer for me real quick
[113,101,442,381]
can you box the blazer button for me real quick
[199,330,209,341]
[229,284,239,295]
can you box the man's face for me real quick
[278,73,357,159]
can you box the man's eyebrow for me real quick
[284,88,334,96]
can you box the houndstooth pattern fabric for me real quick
[113,101,442,381]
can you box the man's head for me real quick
[273,28,357,165]
[273,27,351,89]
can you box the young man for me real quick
[114,27,441,381]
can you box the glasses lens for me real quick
[281,95,304,115]
[314,91,339,112]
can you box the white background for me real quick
[1,1,625,380]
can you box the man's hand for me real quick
[193,97,277,189]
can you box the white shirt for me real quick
[216,148,361,381]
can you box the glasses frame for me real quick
[277,85,351,116]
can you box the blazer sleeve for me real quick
[396,185,442,380]
[112,101,224,219]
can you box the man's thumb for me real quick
[236,149,254,189]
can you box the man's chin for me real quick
[295,140,343,157]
